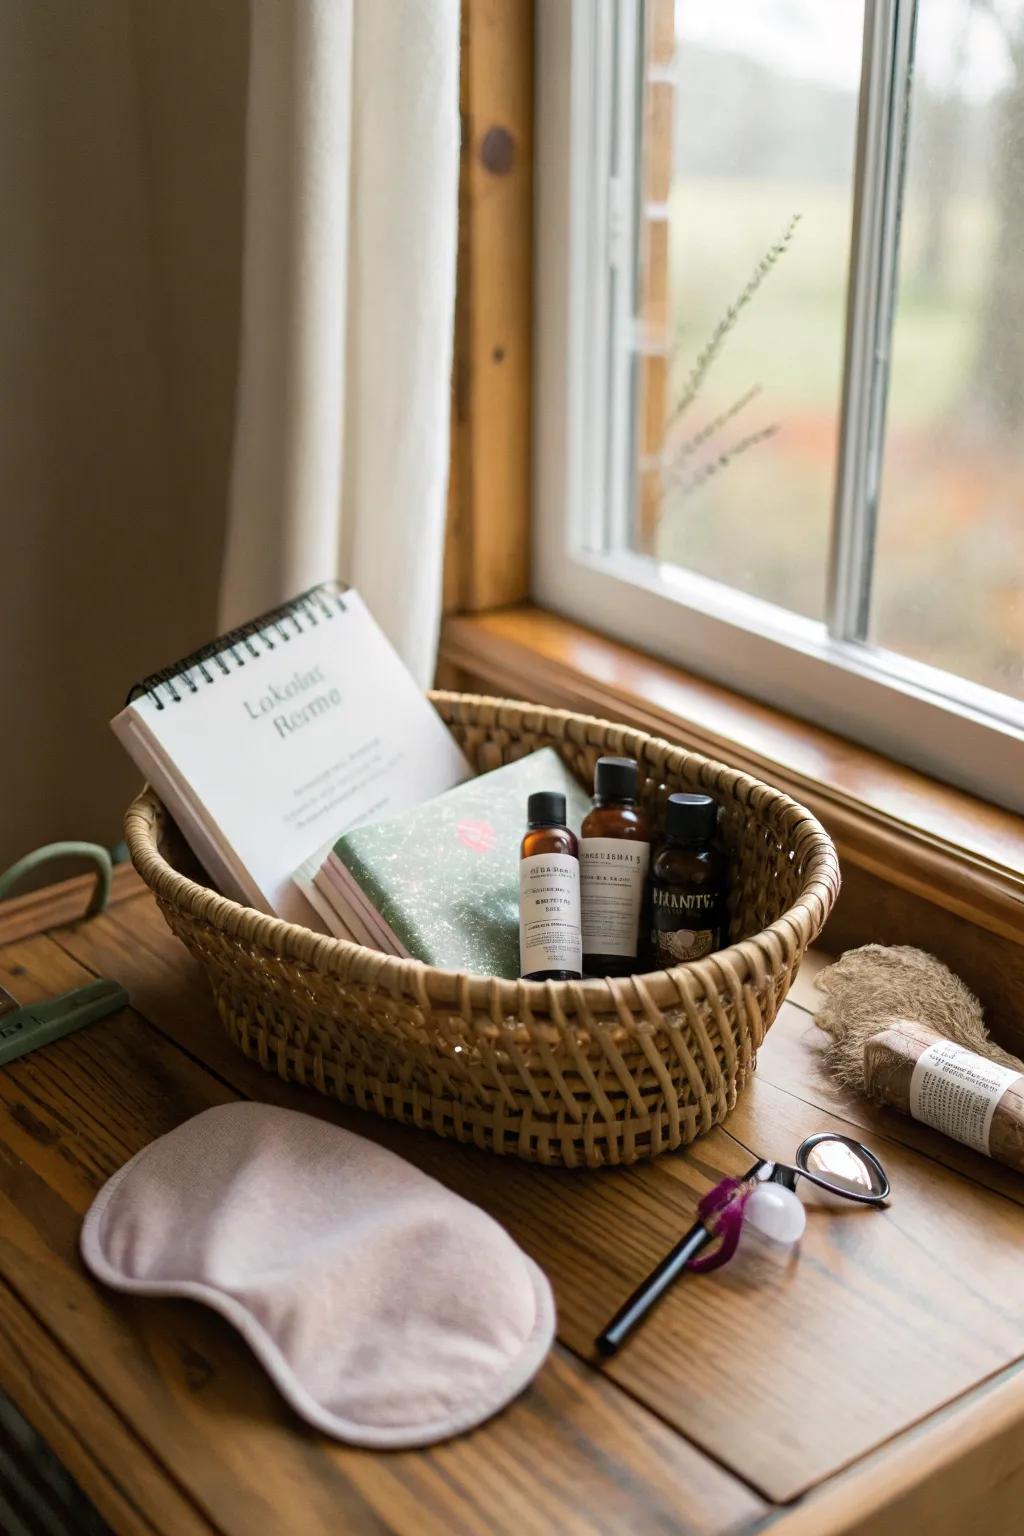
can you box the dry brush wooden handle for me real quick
[864,1020,1024,1174]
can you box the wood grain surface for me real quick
[0,928,761,1536]
[44,899,1024,1501]
[767,1365,1024,1536]
[0,1273,209,1536]
[0,860,142,947]
[1,888,1023,1535]
[444,0,533,615]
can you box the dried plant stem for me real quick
[669,384,762,462]
[666,423,779,498]
[668,212,801,430]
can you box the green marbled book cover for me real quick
[331,748,592,977]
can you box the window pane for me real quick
[871,0,1024,699]
[628,0,863,620]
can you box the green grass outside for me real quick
[648,176,1022,697]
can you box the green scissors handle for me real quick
[0,980,129,1068]
[0,842,113,917]
[0,843,127,1066]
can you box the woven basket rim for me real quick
[123,690,840,1021]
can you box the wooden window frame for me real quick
[441,1,1024,1047]
[443,0,534,615]
[529,0,1024,813]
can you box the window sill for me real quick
[439,604,1024,948]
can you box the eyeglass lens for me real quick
[795,1133,889,1200]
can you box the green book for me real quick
[312,748,592,977]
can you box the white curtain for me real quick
[221,0,460,687]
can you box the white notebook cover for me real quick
[112,589,471,930]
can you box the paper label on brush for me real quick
[909,1040,1021,1154]
[580,838,650,957]
[519,855,582,976]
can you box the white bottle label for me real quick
[579,838,650,958]
[909,1040,1022,1155]
[519,854,582,977]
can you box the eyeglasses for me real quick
[596,1131,890,1356]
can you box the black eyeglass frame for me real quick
[766,1131,891,1207]
[595,1130,891,1356]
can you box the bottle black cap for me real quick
[664,792,717,844]
[594,756,638,801]
[527,790,567,827]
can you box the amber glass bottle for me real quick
[580,756,651,977]
[649,793,728,967]
[519,791,583,981]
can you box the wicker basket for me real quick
[125,691,840,1167]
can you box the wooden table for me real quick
[1,871,1023,1536]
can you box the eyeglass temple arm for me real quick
[595,1158,772,1357]
[788,1165,890,1205]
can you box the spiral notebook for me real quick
[111,584,471,929]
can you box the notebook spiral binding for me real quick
[128,582,349,710]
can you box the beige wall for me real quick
[0,0,249,872]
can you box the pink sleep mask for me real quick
[80,1103,555,1446]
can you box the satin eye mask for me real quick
[80,1102,555,1447]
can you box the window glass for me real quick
[871,0,1024,699]
[631,0,863,620]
